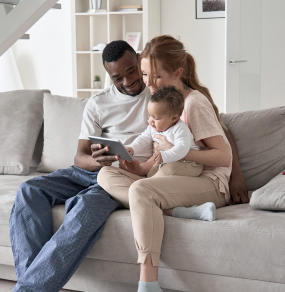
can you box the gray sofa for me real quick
[0,90,285,292]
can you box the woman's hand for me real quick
[154,134,174,151]
[229,171,249,204]
[119,159,147,176]
[153,151,163,164]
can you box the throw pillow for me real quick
[38,93,88,172]
[250,172,285,210]
[0,90,48,174]
[220,107,285,191]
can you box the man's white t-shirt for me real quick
[79,84,152,162]
[129,120,199,163]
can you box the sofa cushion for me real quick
[0,172,47,247]
[85,206,285,285]
[38,93,88,172]
[250,172,285,210]
[2,198,285,285]
[221,106,285,191]
[0,90,48,174]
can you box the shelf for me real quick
[75,12,108,16]
[109,11,143,15]
[77,88,104,92]
[76,51,103,54]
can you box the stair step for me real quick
[20,33,29,39]
[0,1,61,9]
[52,3,61,9]
[0,0,20,5]
[0,0,60,56]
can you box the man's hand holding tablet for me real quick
[88,136,134,162]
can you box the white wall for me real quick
[160,0,226,112]
[226,0,285,112]
[7,0,226,105]
[260,0,285,109]
[12,0,74,96]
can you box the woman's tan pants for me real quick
[97,166,226,267]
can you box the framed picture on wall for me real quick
[125,32,141,51]
[196,0,225,19]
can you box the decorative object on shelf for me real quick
[196,0,225,19]
[89,0,104,12]
[119,4,143,12]
[93,75,101,89]
[125,32,141,51]
[91,43,106,51]
[74,0,161,98]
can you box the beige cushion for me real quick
[0,90,48,174]
[250,172,285,210]
[38,93,88,172]
[221,106,285,191]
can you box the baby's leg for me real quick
[155,161,203,177]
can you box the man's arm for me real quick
[224,128,249,204]
[74,139,118,172]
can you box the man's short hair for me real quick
[150,86,184,117]
[102,40,136,64]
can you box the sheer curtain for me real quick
[0,48,23,91]
[0,4,23,91]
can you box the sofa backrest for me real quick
[1,89,284,193]
[221,107,285,191]
[0,89,49,175]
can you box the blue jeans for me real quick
[9,165,121,292]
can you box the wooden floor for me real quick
[0,279,76,292]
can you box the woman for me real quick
[98,35,244,292]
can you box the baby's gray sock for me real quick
[172,202,216,221]
[138,281,163,292]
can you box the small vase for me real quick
[93,80,101,89]
[90,0,102,10]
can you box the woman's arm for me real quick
[184,135,231,167]
[224,128,249,204]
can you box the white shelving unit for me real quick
[72,0,161,98]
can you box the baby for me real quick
[127,86,203,178]
[125,86,215,221]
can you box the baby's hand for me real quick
[153,151,163,164]
[125,146,134,156]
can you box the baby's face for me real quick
[147,101,178,132]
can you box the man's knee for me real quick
[17,179,36,200]
[16,177,49,207]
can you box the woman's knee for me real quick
[129,179,153,207]
[97,166,115,191]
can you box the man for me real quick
[9,40,151,291]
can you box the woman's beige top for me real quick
[182,90,232,203]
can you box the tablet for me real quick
[88,136,134,161]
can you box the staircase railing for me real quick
[0,0,59,56]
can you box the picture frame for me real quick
[125,32,141,51]
[196,0,225,19]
